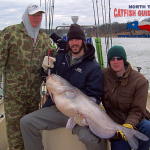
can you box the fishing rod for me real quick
[45,0,47,33]
[95,0,105,68]
[108,0,112,47]
[101,0,107,53]
[92,0,100,65]
[44,0,55,35]
[101,0,113,66]
[40,0,41,7]
[101,0,108,48]
[49,0,51,34]
[50,0,55,34]
[96,0,100,37]
[104,0,109,53]
[92,0,98,38]
[92,0,105,68]
[101,0,104,28]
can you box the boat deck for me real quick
[0,90,150,150]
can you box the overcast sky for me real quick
[0,0,150,30]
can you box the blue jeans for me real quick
[110,119,150,150]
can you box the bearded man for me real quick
[20,24,104,150]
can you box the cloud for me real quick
[0,0,150,30]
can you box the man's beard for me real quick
[70,43,84,54]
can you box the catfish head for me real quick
[46,74,74,95]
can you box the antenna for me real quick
[71,16,79,24]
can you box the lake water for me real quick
[0,37,149,97]
[93,37,150,90]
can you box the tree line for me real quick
[1,17,150,37]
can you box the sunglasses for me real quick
[110,57,123,61]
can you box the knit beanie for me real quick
[107,45,127,64]
[67,24,86,42]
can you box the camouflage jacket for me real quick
[0,22,52,88]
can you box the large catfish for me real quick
[46,74,149,150]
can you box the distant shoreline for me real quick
[92,30,150,38]
[93,33,150,38]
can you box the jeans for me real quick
[110,119,150,150]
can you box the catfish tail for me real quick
[122,127,149,150]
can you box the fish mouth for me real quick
[49,73,60,79]
[47,74,75,93]
[49,92,55,102]
[49,73,54,77]
[46,73,57,81]
[50,74,66,85]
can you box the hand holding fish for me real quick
[74,114,85,126]
[117,124,134,141]
[42,56,56,70]
[46,74,149,150]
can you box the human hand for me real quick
[117,124,133,141]
[42,56,56,70]
[100,105,105,109]
[74,114,85,126]
[123,124,133,129]
[117,130,127,141]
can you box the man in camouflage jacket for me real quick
[0,4,52,150]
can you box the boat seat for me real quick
[42,127,110,150]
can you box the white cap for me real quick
[28,4,45,15]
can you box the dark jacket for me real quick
[102,62,149,128]
[41,43,103,107]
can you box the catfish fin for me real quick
[123,127,149,150]
[83,118,89,126]
[65,90,76,99]
[66,117,76,129]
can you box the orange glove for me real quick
[117,124,133,141]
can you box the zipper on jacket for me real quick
[111,80,121,110]
[65,55,70,67]
[111,88,114,93]
[70,59,82,68]
[65,55,83,69]
[111,80,116,94]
